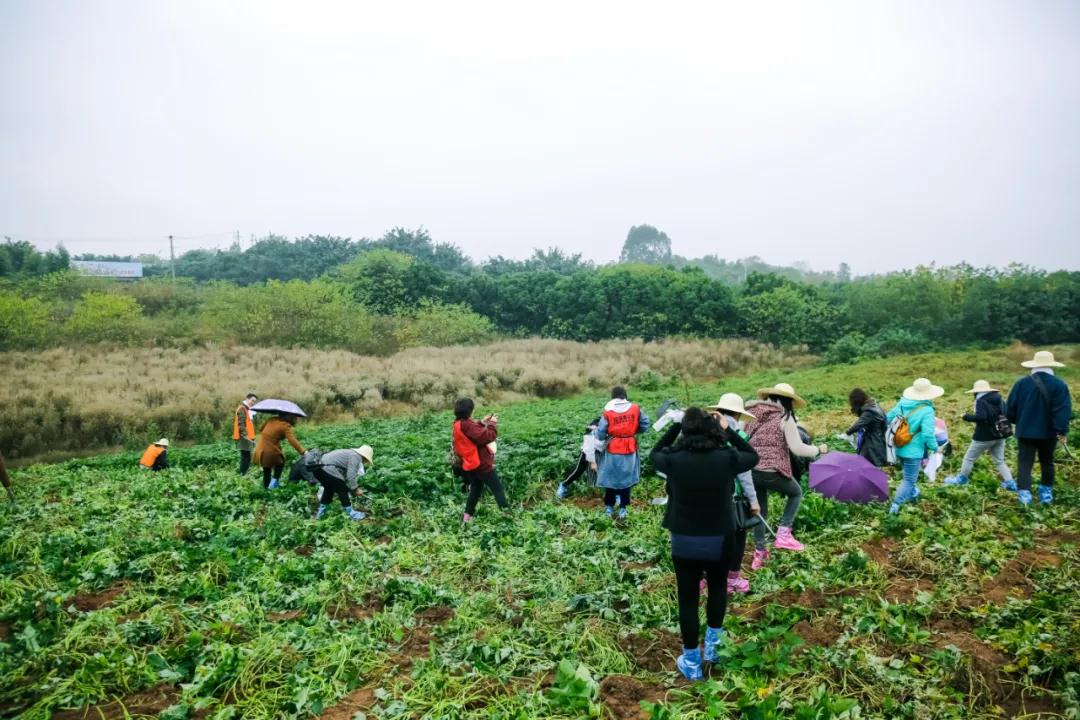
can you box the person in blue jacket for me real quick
[1005,350,1072,506]
[886,378,943,514]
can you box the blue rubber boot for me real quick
[315,504,330,520]
[703,627,725,663]
[1018,490,1033,506]
[346,507,366,521]
[676,647,703,681]
[1000,479,1018,492]
[944,474,969,486]
[555,483,568,500]
[1038,485,1053,505]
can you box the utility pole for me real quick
[169,235,176,280]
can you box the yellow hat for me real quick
[755,383,806,409]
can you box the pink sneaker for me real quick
[727,571,750,594]
[462,513,473,523]
[699,579,707,594]
[751,549,770,570]
[773,526,805,552]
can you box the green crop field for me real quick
[1,348,1078,719]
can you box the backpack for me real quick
[887,408,928,448]
[991,414,1014,439]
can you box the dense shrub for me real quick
[0,292,52,350]
[394,301,495,348]
[64,292,144,344]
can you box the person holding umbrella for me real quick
[885,378,943,514]
[233,393,258,476]
[944,380,1015,490]
[1004,350,1072,506]
[252,400,308,490]
[313,446,374,520]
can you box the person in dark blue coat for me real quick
[1004,351,1072,506]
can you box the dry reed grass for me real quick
[1,338,813,459]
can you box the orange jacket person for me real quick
[254,414,305,489]
[139,439,170,472]
[234,393,258,476]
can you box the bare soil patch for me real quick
[860,538,898,568]
[600,675,666,720]
[1014,549,1061,569]
[51,684,179,719]
[622,561,656,572]
[571,496,606,510]
[328,596,384,621]
[373,535,392,545]
[936,632,1011,703]
[1037,530,1080,547]
[620,630,682,672]
[390,626,434,672]
[0,622,10,641]
[883,577,935,604]
[415,605,455,624]
[266,610,305,622]
[792,619,842,652]
[294,544,313,556]
[71,584,126,612]
[320,686,376,720]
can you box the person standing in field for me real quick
[744,383,826,568]
[0,450,14,501]
[234,393,258,476]
[555,417,602,500]
[595,386,651,519]
[845,389,888,467]
[944,380,1015,490]
[453,397,509,522]
[708,393,761,594]
[885,378,943,514]
[312,446,373,521]
[650,407,759,680]
[1005,350,1072,506]
[254,413,306,490]
[139,438,170,472]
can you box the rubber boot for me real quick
[751,549,770,570]
[1018,490,1032,506]
[1038,485,1053,505]
[773,526,805,551]
[462,513,473,523]
[675,647,703,681]
[604,506,614,518]
[618,506,628,520]
[345,506,365,521]
[727,571,750,594]
[315,504,330,520]
[1000,478,1018,492]
[268,478,280,490]
[703,627,725,663]
[944,474,969,486]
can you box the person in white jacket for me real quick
[556,418,603,499]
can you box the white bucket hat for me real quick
[755,382,806,409]
[155,438,170,447]
[902,378,944,401]
[709,392,754,421]
[1021,350,1065,369]
[966,380,998,394]
[355,445,374,464]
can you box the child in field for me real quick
[595,386,651,519]
[453,397,509,522]
[709,394,760,593]
[555,418,602,500]
[138,438,169,472]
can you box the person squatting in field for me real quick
[254,413,306,489]
[313,446,374,521]
[453,397,509,522]
[708,393,761,594]
[234,393,258,476]
[594,386,650,519]
[650,406,759,680]
[555,417,603,500]
[138,438,169,471]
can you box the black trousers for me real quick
[603,488,631,507]
[1017,437,1057,490]
[238,450,252,476]
[673,554,729,650]
[562,453,589,488]
[313,467,352,507]
[262,464,283,488]
[728,528,748,573]
[464,470,509,514]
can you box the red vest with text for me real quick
[604,404,641,455]
[453,420,481,472]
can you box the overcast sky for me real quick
[1,1,1078,274]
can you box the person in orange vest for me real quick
[139,439,169,472]
[234,393,258,475]
[452,397,508,522]
[595,386,651,519]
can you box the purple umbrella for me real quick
[809,452,889,503]
[250,399,307,418]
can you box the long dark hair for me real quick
[673,407,726,451]
[849,388,870,415]
[766,394,796,421]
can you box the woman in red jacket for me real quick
[453,397,509,522]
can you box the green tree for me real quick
[336,250,448,313]
[65,292,145,343]
[0,292,54,349]
[619,225,672,264]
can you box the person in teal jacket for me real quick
[885,378,943,514]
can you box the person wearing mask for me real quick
[138,438,170,472]
[313,446,374,521]
[254,413,306,490]
[745,383,827,569]
[595,386,651,519]
[453,397,509,522]
[708,393,760,594]
[651,407,759,680]
[944,380,1015,490]
[1004,351,1072,506]
[845,389,888,467]
[234,393,258,476]
[555,417,602,500]
[885,378,943,514]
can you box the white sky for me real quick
[1,0,1078,273]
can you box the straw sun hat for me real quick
[355,445,374,464]
[902,378,945,401]
[1021,350,1065,369]
[966,380,998,394]
[708,393,754,421]
[755,382,806,409]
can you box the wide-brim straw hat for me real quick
[1021,350,1065,368]
[155,438,170,447]
[708,392,754,421]
[755,382,806,409]
[903,378,945,401]
[966,379,998,394]
[355,445,374,464]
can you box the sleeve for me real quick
[1005,384,1020,423]
[582,435,597,463]
[648,422,681,474]
[886,403,900,423]
[462,420,497,445]
[845,408,874,436]
[344,455,364,490]
[737,471,758,504]
[965,396,989,423]
[919,409,939,453]
[1053,383,1073,436]
[726,429,761,473]
[637,408,651,434]
[594,416,610,442]
[284,426,305,455]
[784,417,820,459]
[155,450,168,470]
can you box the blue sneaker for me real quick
[676,647,703,681]
[1038,485,1053,505]
[267,478,280,490]
[555,483,568,500]
[944,475,969,486]
[1000,479,1018,492]
[618,506,628,520]
[346,508,366,521]
[315,504,330,520]
[703,627,725,663]
[1018,490,1033,506]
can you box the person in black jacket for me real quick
[945,380,1015,490]
[1004,350,1072,505]
[845,389,888,467]
[651,407,759,681]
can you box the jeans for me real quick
[313,467,353,508]
[464,470,509,514]
[262,464,283,488]
[673,554,728,649]
[603,488,631,508]
[751,470,803,550]
[893,457,922,507]
[238,450,252,476]
[959,439,1013,481]
[1016,438,1057,490]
